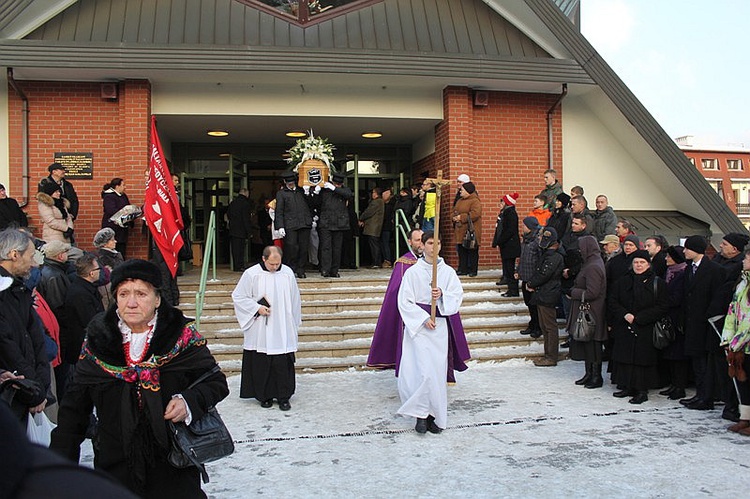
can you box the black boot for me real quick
[629,391,648,404]
[584,363,603,389]
[575,363,592,386]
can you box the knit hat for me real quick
[623,235,640,248]
[556,193,571,207]
[110,259,162,291]
[684,235,708,254]
[523,216,540,230]
[41,240,71,258]
[40,181,61,196]
[457,174,471,183]
[538,227,558,249]
[502,192,519,206]
[631,249,651,262]
[93,227,116,248]
[47,162,65,173]
[723,232,750,252]
[600,234,619,245]
[462,182,476,195]
[667,245,686,264]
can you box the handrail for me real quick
[394,208,412,257]
[195,211,218,328]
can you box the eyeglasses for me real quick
[90,267,101,273]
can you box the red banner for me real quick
[144,116,184,277]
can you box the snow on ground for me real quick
[155,359,750,497]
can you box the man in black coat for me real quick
[527,227,564,367]
[58,253,104,401]
[275,171,314,278]
[316,173,353,278]
[492,193,521,294]
[227,188,254,272]
[38,163,79,220]
[645,235,668,279]
[680,235,727,410]
[0,183,28,230]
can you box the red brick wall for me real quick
[425,86,563,268]
[7,80,151,259]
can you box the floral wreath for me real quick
[287,129,336,170]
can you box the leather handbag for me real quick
[651,279,674,349]
[462,216,477,250]
[571,292,595,342]
[167,365,234,483]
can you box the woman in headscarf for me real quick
[568,235,607,388]
[50,259,229,498]
[36,182,74,243]
[608,250,668,404]
[452,182,482,277]
[101,178,131,258]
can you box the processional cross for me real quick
[424,170,452,320]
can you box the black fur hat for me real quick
[110,259,162,291]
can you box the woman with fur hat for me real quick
[36,181,74,244]
[452,182,482,277]
[51,259,229,498]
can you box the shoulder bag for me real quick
[652,278,675,349]
[462,216,477,250]
[571,292,596,342]
[167,365,234,483]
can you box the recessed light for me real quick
[207,130,229,137]
[362,131,382,139]
[286,131,307,138]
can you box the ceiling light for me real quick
[286,131,307,138]
[361,131,382,139]
[207,130,229,137]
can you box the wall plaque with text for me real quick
[54,152,93,179]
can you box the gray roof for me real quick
[617,211,710,244]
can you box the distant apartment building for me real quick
[677,135,750,230]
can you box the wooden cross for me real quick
[424,169,451,320]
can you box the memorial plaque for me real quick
[54,152,93,179]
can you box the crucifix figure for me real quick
[424,170,452,320]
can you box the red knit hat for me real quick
[502,192,519,206]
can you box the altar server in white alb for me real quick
[233,245,301,411]
[397,231,464,434]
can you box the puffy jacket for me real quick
[527,248,564,307]
[36,192,73,243]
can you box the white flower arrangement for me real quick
[287,130,335,169]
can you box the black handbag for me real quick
[651,279,674,349]
[462,216,477,250]
[571,292,595,342]
[167,365,234,483]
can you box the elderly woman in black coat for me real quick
[568,235,607,388]
[51,260,229,498]
[608,250,668,404]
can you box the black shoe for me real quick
[426,415,442,434]
[679,395,699,406]
[496,278,510,286]
[260,399,273,408]
[575,372,591,386]
[722,407,740,422]
[584,376,603,389]
[321,272,331,278]
[560,341,570,349]
[457,271,467,276]
[296,271,307,279]
[658,386,675,396]
[467,273,477,277]
[520,328,533,336]
[668,388,686,400]
[613,389,632,398]
[415,418,428,434]
[629,392,648,404]
[529,330,543,339]
[332,273,341,278]
[278,399,291,411]
[685,399,714,410]
[501,291,519,297]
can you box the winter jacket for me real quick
[360,197,384,237]
[518,228,541,282]
[453,193,482,246]
[101,189,131,245]
[682,257,727,355]
[491,205,520,259]
[538,181,563,210]
[227,193,254,238]
[37,258,71,314]
[0,196,28,230]
[382,197,396,231]
[60,275,104,364]
[592,206,618,241]
[318,185,353,231]
[275,186,313,231]
[547,207,570,241]
[528,207,551,227]
[568,236,608,343]
[394,195,415,224]
[39,176,79,220]
[527,247,564,307]
[36,192,73,243]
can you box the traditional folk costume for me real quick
[397,257,468,430]
[232,261,301,403]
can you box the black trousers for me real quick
[691,354,708,401]
[230,236,247,271]
[283,228,310,274]
[456,245,479,274]
[366,234,382,266]
[319,229,344,274]
[521,282,539,330]
[502,257,518,292]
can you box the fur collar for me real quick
[36,191,70,209]
[86,301,190,366]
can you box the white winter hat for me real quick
[457,174,470,183]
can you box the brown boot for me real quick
[736,423,750,436]
[534,357,557,367]
[728,420,750,433]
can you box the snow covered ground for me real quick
[173,359,750,498]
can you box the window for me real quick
[246,0,381,25]
[702,158,719,170]
[727,159,743,171]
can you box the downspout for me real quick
[547,83,568,169]
[7,68,30,207]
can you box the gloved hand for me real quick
[278,228,286,238]
[303,185,310,195]
[63,228,74,239]
[314,185,321,194]
[313,215,319,222]
[324,182,335,191]
[311,220,317,229]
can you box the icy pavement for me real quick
[77,359,750,497]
